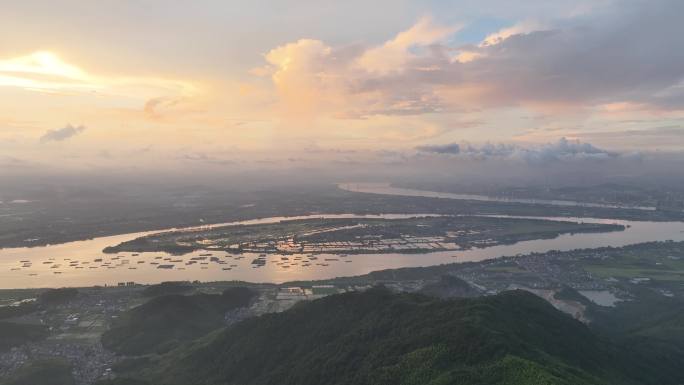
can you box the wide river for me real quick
[1,185,683,289]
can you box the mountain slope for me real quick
[0,321,49,352]
[0,359,74,385]
[105,288,682,385]
[101,287,256,355]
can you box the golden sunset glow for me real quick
[0,0,683,174]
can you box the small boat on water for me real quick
[251,258,266,266]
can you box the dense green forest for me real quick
[0,321,49,352]
[0,359,75,385]
[101,287,256,355]
[99,288,684,385]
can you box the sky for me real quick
[1,0,683,176]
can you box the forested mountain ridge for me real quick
[102,288,683,385]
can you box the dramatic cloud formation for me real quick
[462,0,684,110]
[1,0,683,174]
[39,124,86,143]
[253,16,459,119]
[255,0,684,119]
[417,138,620,163]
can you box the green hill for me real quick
[0,321,49,352]
[419,275,481,298]
[141,282,193,297]
[0,359,74,385]
[37,288,78,305]
[107,289,683,385]
[101,287,256,355]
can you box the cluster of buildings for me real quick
[221,234,462,255]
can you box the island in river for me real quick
[104,215,624,255]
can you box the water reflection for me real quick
[1,210,683,289]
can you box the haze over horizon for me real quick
[1,0,684,178]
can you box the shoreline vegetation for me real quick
[102,216,624,255]
[0,185,677,250]
[2,240,683,384]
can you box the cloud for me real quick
[0,51,197,100]
[417,138,619,163]
[39,124,86,143]
[460,0,684,109]
[480,20,547,47]
[416,143,460,154]
[356,16,459,74]
[0,156,33,169]
[254,1,684,120]
[178,152,236,166]
[253,18,461,119]
[260,39,340,118]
